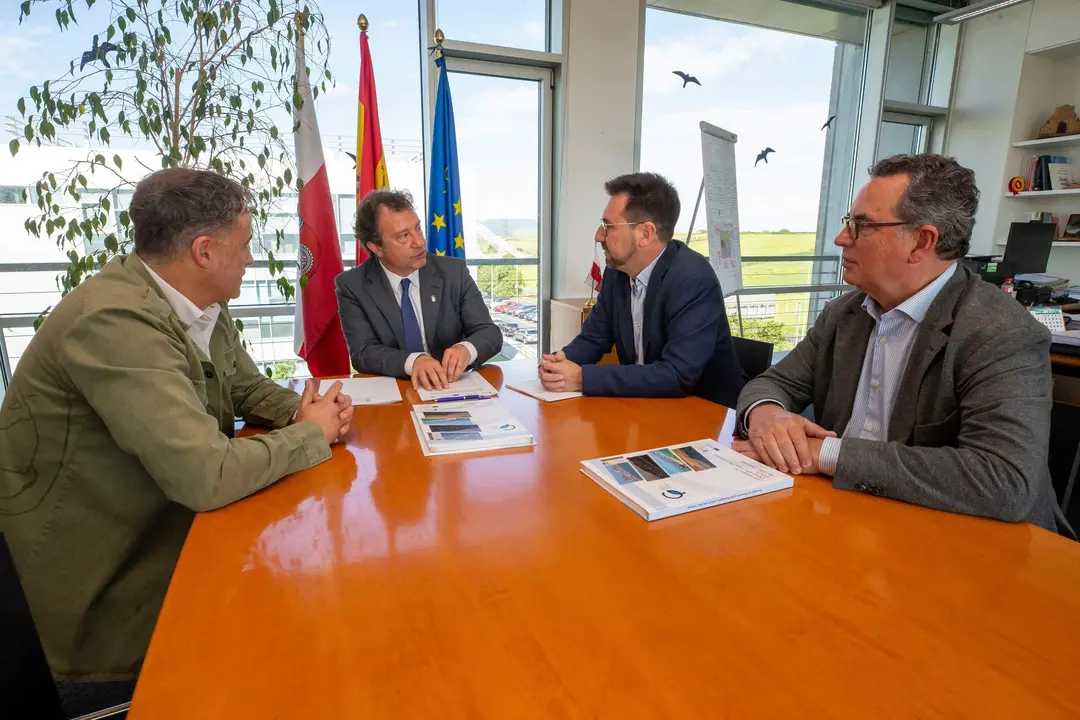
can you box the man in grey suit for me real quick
[733,154,1070,535]
[336,190,502,390]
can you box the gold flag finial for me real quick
[434,28,445,45]
[358,14,368,32]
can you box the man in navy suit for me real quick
[539,172,745,407]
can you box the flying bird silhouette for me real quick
[672,70,701,88]
[821,115,837,130]
[79,41,118,71]
[345,151,357,169]
[755,147,775,166]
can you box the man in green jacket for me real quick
[0,168,353,706]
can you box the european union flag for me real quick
[427,51,465,258]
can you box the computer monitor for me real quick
[1002,222,1056,275]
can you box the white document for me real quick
[410,398,535,456]
[507,378,583,403]
[699,121,743,296]
[416,371,499,402]
[318,377,402,406]
[581,439,792,521]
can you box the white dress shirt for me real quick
[142,258,221,358]
[380,264,476,375]
[816,262,957,474]
[629,253,662,365]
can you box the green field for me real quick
[476,230,820,349]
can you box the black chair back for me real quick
[732,335,774,382]
[0,533,66,720]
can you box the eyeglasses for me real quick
[598,220,641,238]
[840,215,908,241]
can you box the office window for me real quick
[640,1,865,350]
[436,0,550,51]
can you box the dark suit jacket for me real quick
[737,265,1071,536]
[335,253,502,378]
[561,241,746,407]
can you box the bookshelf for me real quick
[1013,134,1080,149]
[1004,188,1080,198]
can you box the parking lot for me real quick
[488,300,539,359]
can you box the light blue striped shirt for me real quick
[818,262,957,475]
[630,254,661,365]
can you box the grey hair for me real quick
[870,154,979,260]
[130,168,253,259]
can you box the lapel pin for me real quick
[430,295,436,303]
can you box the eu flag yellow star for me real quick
[431,213,447,232]
[453,199,462,215]
[454,232,464,249]
[436,249,446,256]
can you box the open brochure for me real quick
[415,371,499,402]
[410,398,535,456]
[580,439,793,521]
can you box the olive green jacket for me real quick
[0,254,331,681]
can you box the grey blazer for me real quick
[737,265,1070,535]
[335,253,502,379]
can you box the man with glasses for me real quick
[732,154,1070,535]
[336,189,502,390]
[539,172,745,406]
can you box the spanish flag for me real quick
[355,15,389,266]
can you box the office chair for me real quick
[0,533,130,720]
[731,335,774,382]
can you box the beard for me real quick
[602,244,627,269]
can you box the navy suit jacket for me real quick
[562,241,746,407]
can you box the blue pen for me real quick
[434,394,484,403]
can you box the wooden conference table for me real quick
[131,361,1080,718]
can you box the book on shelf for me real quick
[580,439,794,521]
[410,398,535,456]
[1022,155,1071,191]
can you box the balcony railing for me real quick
[1,254,848,388]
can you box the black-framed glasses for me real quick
[840,215,908,241]
[598,220,641,238]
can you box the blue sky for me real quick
[0,1,841,232]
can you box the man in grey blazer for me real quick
[733,154,1071,535]
[335,190,502,390]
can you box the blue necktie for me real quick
[400,278,425,353]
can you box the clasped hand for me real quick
[538,350,583,392]
[295,379,354,445]
[731,403,836,475]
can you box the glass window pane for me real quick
[436,0,548,51]
[885,20,929,104]
[447,69,541,360]
[877,121,925,161]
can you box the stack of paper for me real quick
[410,399,535,456]
[318,377,402,406]
[1052,329,1080,347]
[416,371,499,402]
[581,439,793,521]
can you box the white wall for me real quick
[945,2,1033,256]
[553,0,645,300]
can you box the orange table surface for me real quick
[130,361,1080,719]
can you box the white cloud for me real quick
[0,33,40,81]
[643,31,806,96]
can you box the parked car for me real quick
[522,310,538,322]
[494,300,520,313]
[513,304,537,318]
[516,328,538,343]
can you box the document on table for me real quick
[507,378,583,402]
[415,371,499,402]
[318,377,402,405]
[1052,329,1080,347]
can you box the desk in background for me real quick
[130,362,1080,718]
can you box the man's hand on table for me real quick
[734,403,835,475]
[441,344,472,383]
[411,354,448,391]
[296,379,354,444]
[538,351,583,392]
